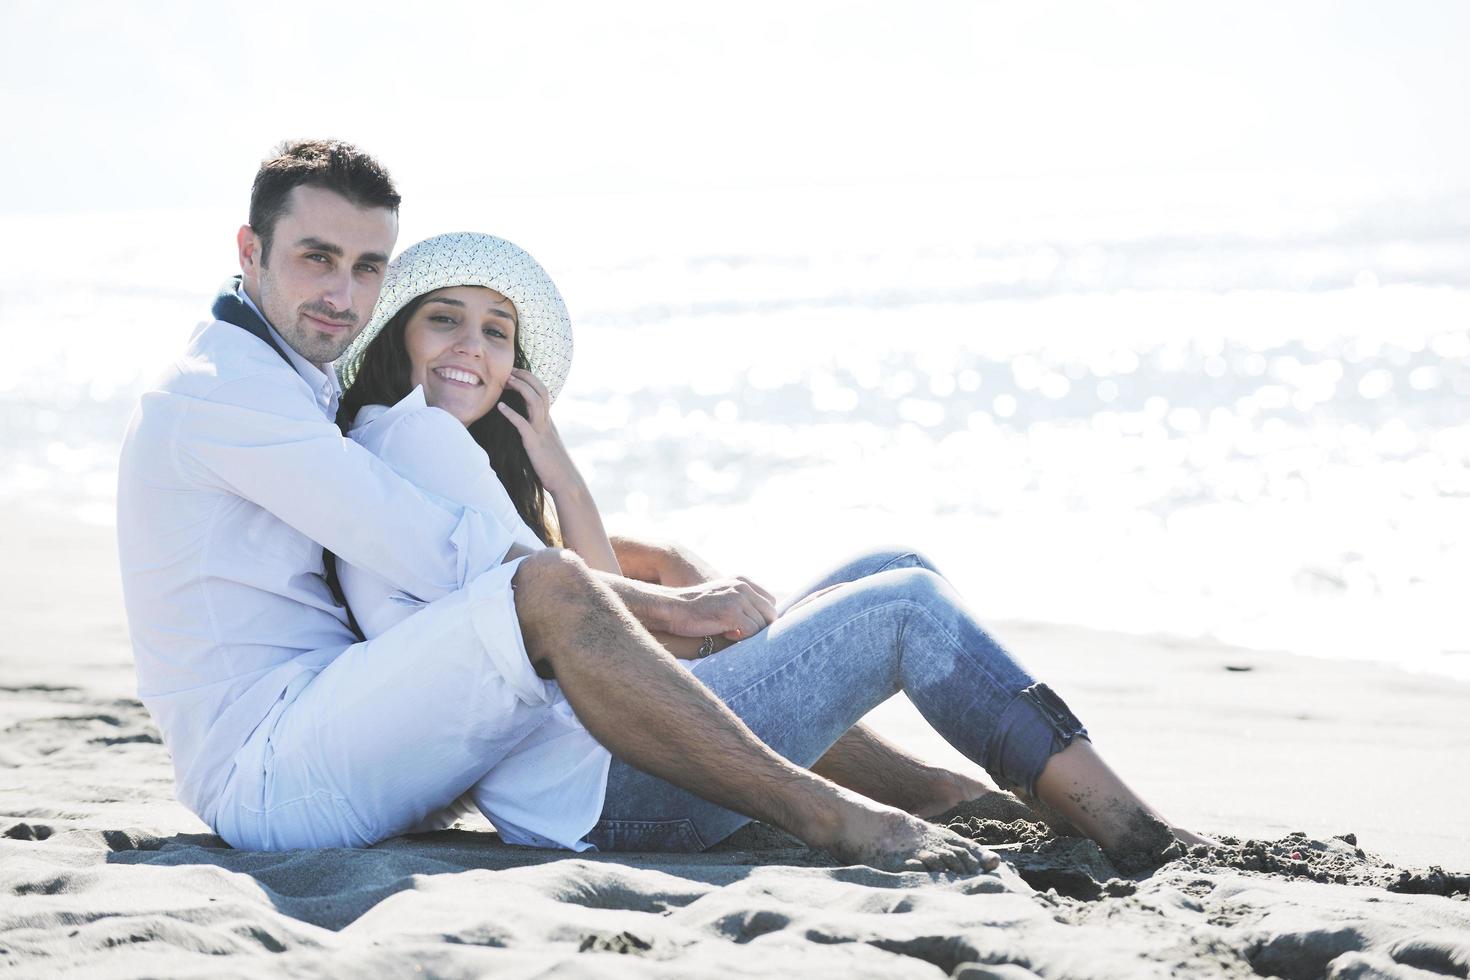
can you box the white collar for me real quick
[348,386,429,436]
[235,283,343,411]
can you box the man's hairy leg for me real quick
[511,550,997,875]
[813,724,1016,818]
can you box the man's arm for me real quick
[608,535,719,586]
[594,570,776,642]
[168,376,515,602]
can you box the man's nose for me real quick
[320,266,355,313]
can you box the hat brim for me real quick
[338,232,573,402]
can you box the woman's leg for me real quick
[776,546,942,614]
[778,548,1012,817]
[591,564,1197,868]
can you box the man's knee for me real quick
[513,549,601,677]
[513,548,651,680]
[513,547,593,600]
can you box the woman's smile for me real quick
[432,365,485,387]
[403,285,518,425]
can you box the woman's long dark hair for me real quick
[337,293,559,546]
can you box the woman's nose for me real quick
[452,327,483,356]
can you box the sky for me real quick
[3,0,1469,221]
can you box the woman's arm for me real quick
[542,468,621,574]
[498,368,620,575]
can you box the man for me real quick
[118,140,1189,875]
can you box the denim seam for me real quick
[718,600,919,709]
[902,597,1012,696]
[721,590,1010,714]
[872,551,926,574]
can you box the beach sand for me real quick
[3,507,1467,978]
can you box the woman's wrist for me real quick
[541,468,592,505]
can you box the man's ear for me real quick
[237,224,263,284]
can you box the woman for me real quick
[335,232,1210,868]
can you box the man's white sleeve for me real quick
[162,372,516,600]
[374,406,548,552]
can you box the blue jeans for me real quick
[583,548,1089,852]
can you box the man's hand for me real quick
[664,577,778,641]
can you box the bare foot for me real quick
[912,769,1002,819]
[1098,808,1196,875]
[1173,826,1221,848]
[807,793,999,875]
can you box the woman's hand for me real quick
[497,368,580,497]
[499,367,621,575]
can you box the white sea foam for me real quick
[2,185,1467,679]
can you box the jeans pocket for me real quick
[253,790,375,850]
[212,784,263,850]
[255,738,376,850]
[584,818,707,853]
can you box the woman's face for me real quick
[403,285,518,426]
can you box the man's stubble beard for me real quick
[257,265,362,367]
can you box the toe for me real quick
[955,835,999,871]
[931,845,968,875]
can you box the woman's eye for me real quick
[483,326,506,339]
[428,315,459,327]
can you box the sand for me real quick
[2,507,1468,978]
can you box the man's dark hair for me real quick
[248,139,401,264]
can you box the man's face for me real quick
[236,185,399,367]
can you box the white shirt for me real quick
[237,284,340,420]
[341,389,612,849]
[116,318,518,824]
[340,389,544,637]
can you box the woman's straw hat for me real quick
[338,232,573,401]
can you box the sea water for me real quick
[1,178,1466,679]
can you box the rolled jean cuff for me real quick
[986,683,1090,797]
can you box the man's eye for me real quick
[356,263,380,275]
[305,253,329,264]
